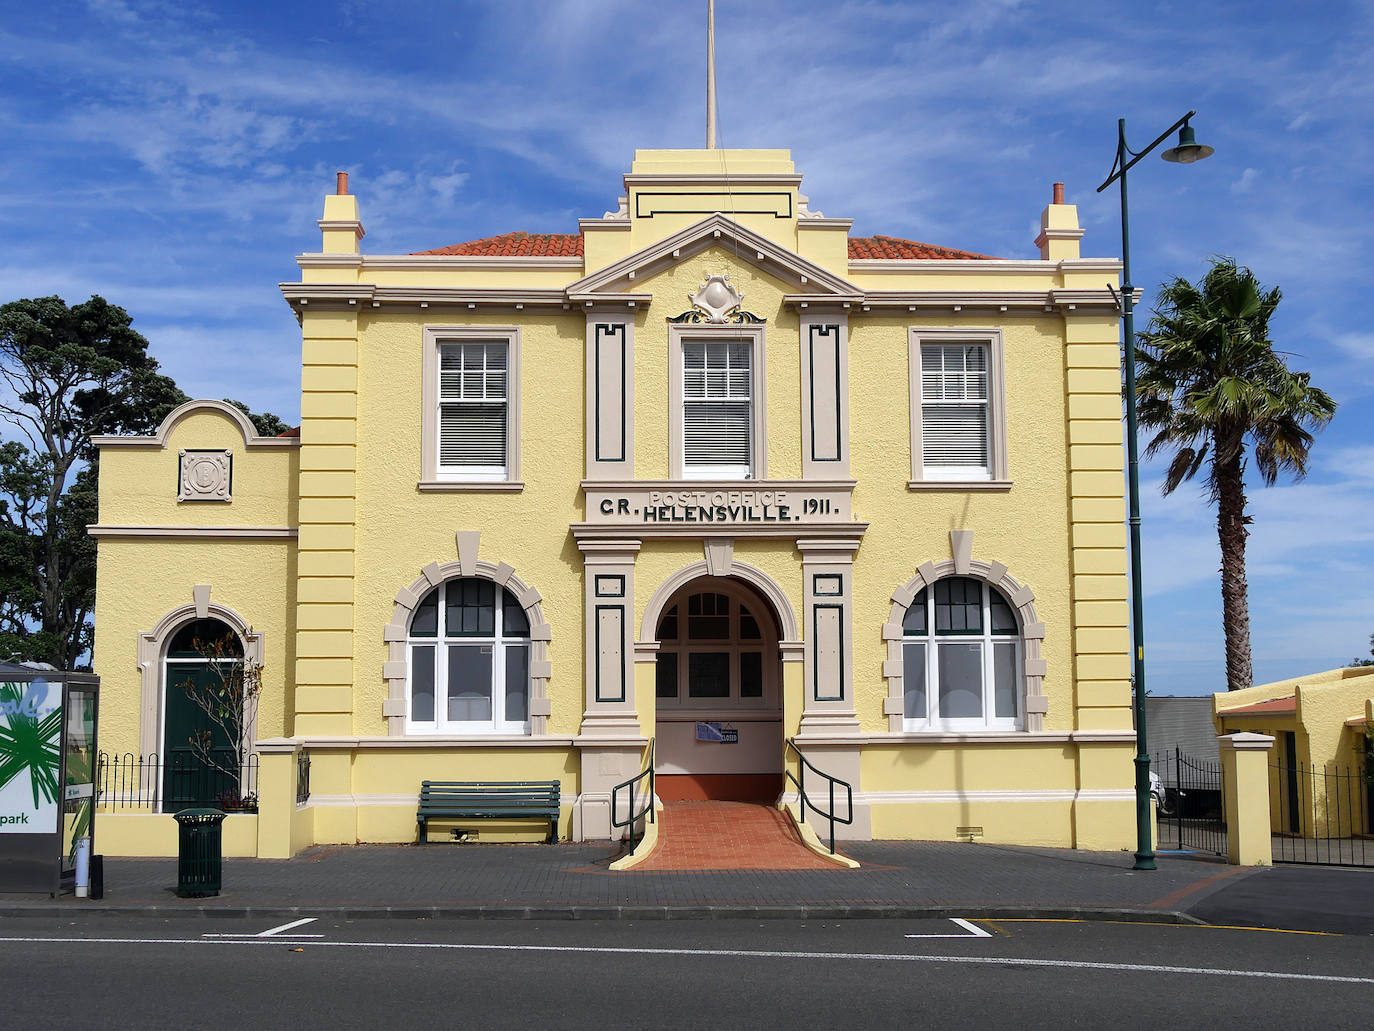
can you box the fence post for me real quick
[255,738,300,859]
[1219,732,1275,866]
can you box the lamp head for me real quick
[1162,122,1214,164]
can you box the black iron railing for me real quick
[1168,747,1227,857]
[1270,759,1371,867]
[785,738,852,855]
[96,751,259,813]
[611,739,655,850]
[296,750,311,806]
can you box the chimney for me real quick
[320,171,364,255]
[1035,180,1082,261]
[1052,181,1064,205]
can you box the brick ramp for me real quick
[633,801,843,871]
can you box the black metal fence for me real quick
[96,751,260,813]
[296,750,311,806]
[1152,748,1227,857]
[1269,759,1371,867]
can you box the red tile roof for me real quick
[277,426,300,438]
[848,235,995,260]
[412,232,584,257]
[1219,695,1296,717]
[412,231,992,261]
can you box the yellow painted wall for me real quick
[92,148,1137,854]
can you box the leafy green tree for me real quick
[0,296,185,668]
[0,295,292,670]
[224,399,291,438]
[1136,259,1337,692]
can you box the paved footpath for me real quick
[6,838,1353,928]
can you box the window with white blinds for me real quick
[438,341,507,478]
[682,339,752,478]
[920,342,990,479]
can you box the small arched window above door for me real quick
[655,585,777,709]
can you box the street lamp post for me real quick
[1097,112,1213,872]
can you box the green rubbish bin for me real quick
[174,808,226,898]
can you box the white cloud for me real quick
[1230,168,1260,194]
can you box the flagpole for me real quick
[706,0,717,148]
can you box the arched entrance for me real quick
[161,618,246,812]
[652,576,784,801]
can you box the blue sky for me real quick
[2,0,1370,694]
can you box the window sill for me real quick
[417,480,525,493]
[297,734,573,749]
[907,480,1012,492]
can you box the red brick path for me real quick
[633,801,843,871]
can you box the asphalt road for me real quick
[1,915,1370,1029]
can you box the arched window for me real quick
[406,578,531,733]
[901,576,1021,730]
[655,586,778,709]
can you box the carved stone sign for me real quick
[583,482,853,529]
[179,450,232,502]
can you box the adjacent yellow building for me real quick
[91,150,1139,857]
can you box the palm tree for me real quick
[1136,257,1336,692]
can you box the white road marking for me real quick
[203,918,322,939]
[904,918,992,939]
[0,935,1370,985]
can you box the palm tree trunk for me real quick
[1215,449,1254,691]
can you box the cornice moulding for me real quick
[91,398,300,450]
[571,521,868,540]
[578,218,632,232]
[581,478,857,490]
[567,212,862,299]
[316,219,365,239]
[622,173,804,188]
[88,525,298,540]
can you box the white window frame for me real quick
[907,328,1009,486]
[654,584,780,713]
[669,324,767,481]
[420,326,522,489]
[900,578,1023,732]
[405,579,531,735]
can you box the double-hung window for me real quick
[439,342,508,480]
[901,576,1022,731]
[406,578,531,734]
[908,330,1008,485]
[420,327,521,488]
[682,339,753,479]
[921,342,989,478]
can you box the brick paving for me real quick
[634,802,838,871]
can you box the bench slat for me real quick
[417,778,561,844]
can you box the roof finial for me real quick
[706,0,717,149]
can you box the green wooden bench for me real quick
[417,780,561,844]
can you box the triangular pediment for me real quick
[566,213,862,301]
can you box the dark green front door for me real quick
[163,661,239,813]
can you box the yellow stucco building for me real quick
[91,149,1139,857]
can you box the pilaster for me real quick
[294,303,360,736]
[1065,315,1132,731]
[796,536,861,739]
[574,538,647,841]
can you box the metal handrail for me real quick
[785,737,853,855]
[611,739,655,849]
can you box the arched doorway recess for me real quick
[652,575,784,801]
[161,617,247,812]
